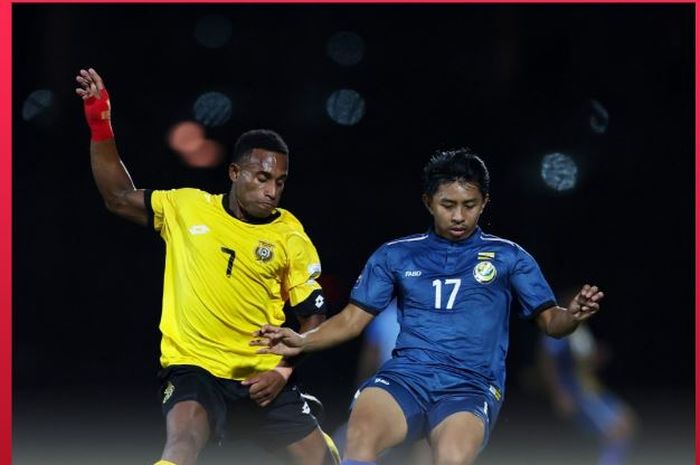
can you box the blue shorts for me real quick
[354,359,503,448]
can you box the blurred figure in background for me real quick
[538,300,637,465]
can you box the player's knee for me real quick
[164,428,207,455]
[433,441,479,465]
[344,418,382,456]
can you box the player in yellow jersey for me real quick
[76,67,339,465]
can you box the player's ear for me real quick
[480,194,490,214]
[422,194,433,215]
[229,163,240,182]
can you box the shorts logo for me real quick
[162,381,175,404]
[255,241,274,262]
[301,401,311,415]
[405,270,422,277]
[473,261,497,284]
[373,377,390,386]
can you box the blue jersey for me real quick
[350,227,556,392]
[364,299,400,365]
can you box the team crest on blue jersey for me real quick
[473,261,497,284]
[255,241,274,262]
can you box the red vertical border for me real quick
[696,2,699,463]
[0,0,10,462]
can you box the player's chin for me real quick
[249,204,276,218]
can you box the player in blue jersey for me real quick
[538,299,636,465]
[252,148,604,465]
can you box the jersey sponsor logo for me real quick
[373,377,390,386]
[478,251,495,260]
[404,270,422,277]
[473,261,497,284]
[162,381,175,404]
[255,241,274,262]
[188,224,210,235]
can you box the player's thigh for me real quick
[429,412,484,465]
[346,387,408,453]
[164,400,211,448]
[159,365,227,445]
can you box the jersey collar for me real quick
[427,226,482,247]
[222,194,281,225]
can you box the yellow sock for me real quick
[154,461,178,465]
[322,431,341,465]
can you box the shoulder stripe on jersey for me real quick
[479,233,516,246]
[386,234,428,246]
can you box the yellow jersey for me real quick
[148,188,323,380]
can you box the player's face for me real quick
[229,148,289,218]
[424,181,488,241]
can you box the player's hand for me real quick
[75,68,106,101]
[241,370,286,407]
[75,68,114,141]
[567,284,604,321]
[250,325,305,357]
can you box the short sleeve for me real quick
[148,188,178,233]
[511,245,557,319]
[284,232,323,307]
[350,245,396,315]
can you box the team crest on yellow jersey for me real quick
[473,261,497,284]
[255,241,274,262]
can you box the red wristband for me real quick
[83,88,114,141]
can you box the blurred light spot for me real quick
[326,31,365,66]
[168,121,205,153]
[194,14,233,49]
[193,92,232,127]
[22,89,55,122]
[180,139,224,168]
[589,99,609,134]
[167,121,224,168]
[541,152,578,191]
[326,89,365,126]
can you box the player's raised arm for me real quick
[252,303,374,356]
[76,67,148,226]
[536,284,604,338]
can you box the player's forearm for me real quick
[300,305,370,352]
[541,306,579,338]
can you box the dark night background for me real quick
[12,4,694,465]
